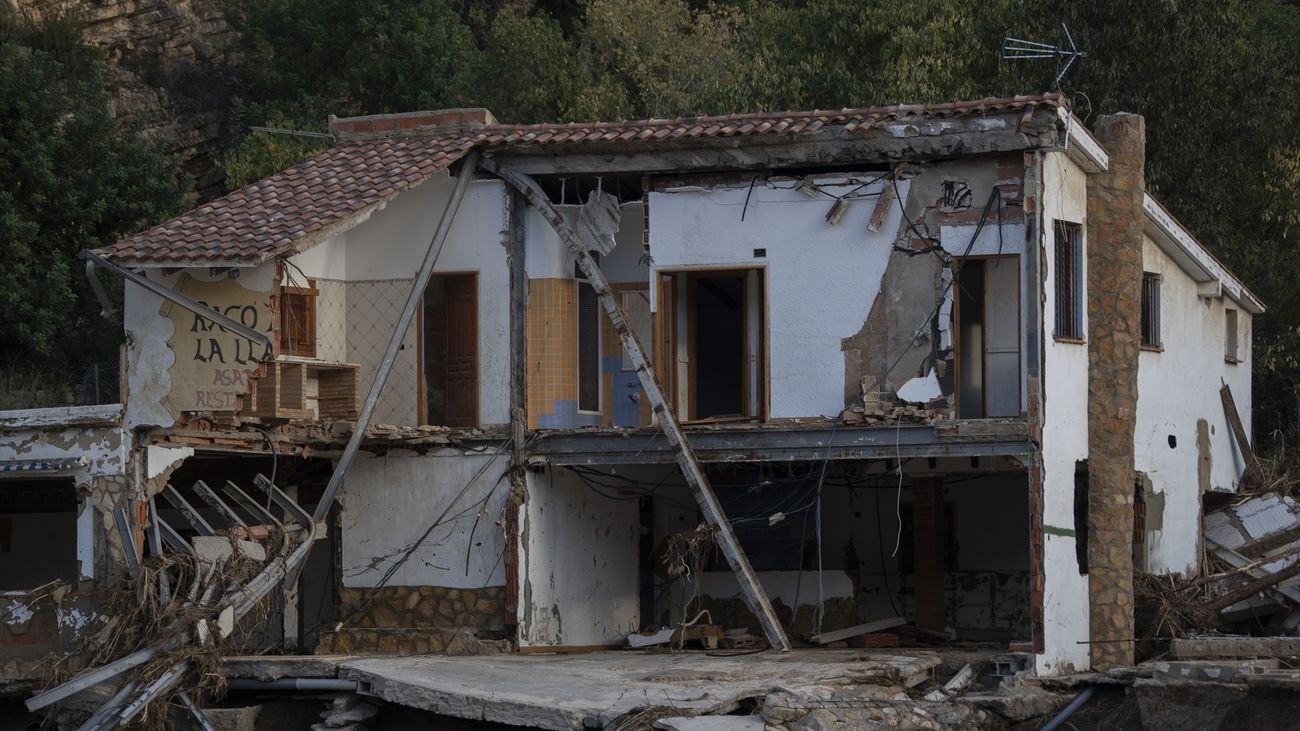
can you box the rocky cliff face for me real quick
[7,0,240,193]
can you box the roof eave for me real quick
[1142,193,1264,314]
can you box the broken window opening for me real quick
[955,256,1021,418]
[0,479,78,590]
[1074,461,1089,575]
[421,273,479,428]
[657,269,765,421]
[1053,221,1083,341]
[1225,307,1239,363]
[279,279,319,358]
[1141,272,1161,349]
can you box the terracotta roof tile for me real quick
[97,94,1063,265]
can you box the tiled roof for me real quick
[97,94,1064,265]
[99,137,474,265]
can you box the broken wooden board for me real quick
[809,616,906,645]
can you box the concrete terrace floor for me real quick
[336,649,942,730]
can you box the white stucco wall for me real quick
[518,466,640,647]
[647,176,907,419]
[1135,236,1252,575]
[1037,150,1092,674]
[339,450,509,589]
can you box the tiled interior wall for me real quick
[527,278,653,429]
[346,279,420,426]
[527,278,588,428]
[315,278,348,363]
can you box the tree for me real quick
[0,12,185,380]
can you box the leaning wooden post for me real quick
[479,156,791,652]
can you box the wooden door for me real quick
[424,274,478,427]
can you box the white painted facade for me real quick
[518,466,640,648]
[340,450,509,589]
[1136,234,1254,575]
[647,176,906,419]
[1036,150,1092,674]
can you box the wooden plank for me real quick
[1221,382,1261,479]
[810,616,906,645]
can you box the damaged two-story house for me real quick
[2,92,1264,710]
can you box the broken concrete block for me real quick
[193,536,267,565]
[218,606,235,638]
[1152,659,1279,683]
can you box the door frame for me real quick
[653,265,768,422]
[417,271,479,427]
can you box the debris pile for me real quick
[26,474,316,730]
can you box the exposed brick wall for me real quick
[526,278,578,428]
[1085,113,1146,668]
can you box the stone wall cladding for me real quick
[317,627,510,656]
[338,585,508,632]
[1085,113,1146,669]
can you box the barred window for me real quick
[1053,221,1084,340]
[1141,272,1161,348]
[1225,308,1239,362]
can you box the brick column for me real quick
[1085,113,1145,668]
[912,476,945,631]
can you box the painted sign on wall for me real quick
[163,275,273,412]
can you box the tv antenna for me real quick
[1002,23,1087,87]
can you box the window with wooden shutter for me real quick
[279,280,318,358]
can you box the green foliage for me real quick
[0,12,185,377]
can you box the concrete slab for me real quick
[340,650,939,730]
[223,655,356,681]
[654,716,765,730]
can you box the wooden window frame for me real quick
[279,279,318,358]
[1052,220,1084,342]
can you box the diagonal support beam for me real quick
[479,156,790,651]
[311,149,481,524]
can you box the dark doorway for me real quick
[0,479,77,589]
[694,275,745,419]
[422,273,478,427]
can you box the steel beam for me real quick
[480,156,790,651]
[82,250,271,353]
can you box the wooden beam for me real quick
[809,616,906,645]
[493,116,1066,177]
[1220,382,1262,480]
[480,156,792,652]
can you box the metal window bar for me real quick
[1141,273,1161,347]
[1053,221,1082,339]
